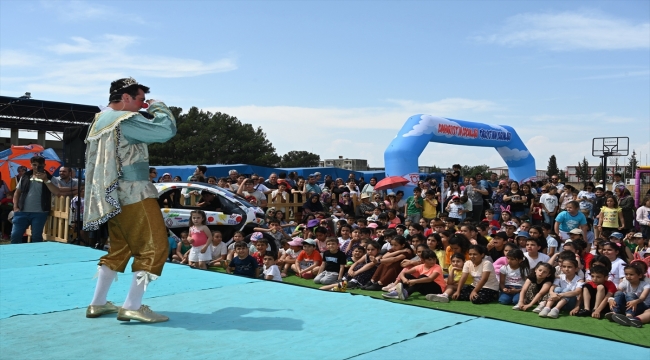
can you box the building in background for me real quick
[320,156,368,171]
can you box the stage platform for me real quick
[0,242,648,359]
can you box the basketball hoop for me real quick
[592,137,629,188]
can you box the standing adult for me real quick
[11,156,62,243]
[84,77,176,323]
[361,177,378,198]
[465,177,488,222]
[617,187,635,235]
[611,173,625,193]
[549,175,564,192]
[264,173,279,190]
[9,166,27,191]
[577,182,596,219]
[503,181,526,218]
[52,166,79,196]
[305,174,322,195]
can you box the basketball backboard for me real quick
[592,137,629,157]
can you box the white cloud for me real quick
[0,35,237,97]
[476,10,650,51]
[496,146,530,161]
[204,99,506,167]
[40,1,147,24]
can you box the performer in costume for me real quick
[84,77,176,323]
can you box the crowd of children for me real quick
[166,170,650,330]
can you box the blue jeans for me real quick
[10,211,49,244]
[554,287,577,311]
[543,212,555,228]
[499,285,522,305]
[613,292,649,317]
[406,213,421,224]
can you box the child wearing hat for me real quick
[279,238,304,277]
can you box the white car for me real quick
[154,182,265,238]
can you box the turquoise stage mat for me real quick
[0,243,648,360]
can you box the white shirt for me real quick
[524,252,550,269]
[209,241,228,260]
[540,193,558,213]
[553,273,584,293]
[610,258,626,284]
[499,265,525,286]
[263,264,283,281]
[463,259,499,291]
[618,279,650,306]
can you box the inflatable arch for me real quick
[384,115,536,189]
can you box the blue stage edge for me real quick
[0,242,647,359]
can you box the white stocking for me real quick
[122,272,146,310]
[90,265,117,306]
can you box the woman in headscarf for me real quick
[303,193,324,215]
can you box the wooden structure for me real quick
[26,195,72,243]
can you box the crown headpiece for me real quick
[111,77,139,93]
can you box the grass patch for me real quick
[208,267,649,347]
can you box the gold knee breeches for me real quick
[99,198,169,276]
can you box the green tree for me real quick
[574,157,591,185]
[461,164,490,178]
[547,155,560,178]
[625,150,638,179]
[279,151,320,168]
[593,163,604,184]
[148,107,280,166]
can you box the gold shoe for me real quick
[117,305,169,323]
[86,301,119,318]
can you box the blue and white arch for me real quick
[384,114,536,189]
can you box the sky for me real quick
[1,0,649,170]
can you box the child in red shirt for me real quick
[252,238,268,267]
[292,239,322,279]
[577,265,616,318]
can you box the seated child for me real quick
[453,245,500,304]
[383,249,445,300]
[208,231,227,267]
[525,238,550,269]
[252,238,269,267]
[263,252,283,282]
[321,245,367,291]
[385,244,428,292]
[225,231,246,266]
[607,263,650,321]
[363,236,414,291]
[227,241,260,278]
[577,265,616,319]
[315,237,347,286]
[172,231,191,264]
[498,249,530,305]
[345,241,380,289]
[279,238,303,277]
[513,262,555,312]
[426,233,447,271]
[291,239,322,279]
[539,257,583,318]
[427,253,473,303]
[493,242,519,278]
